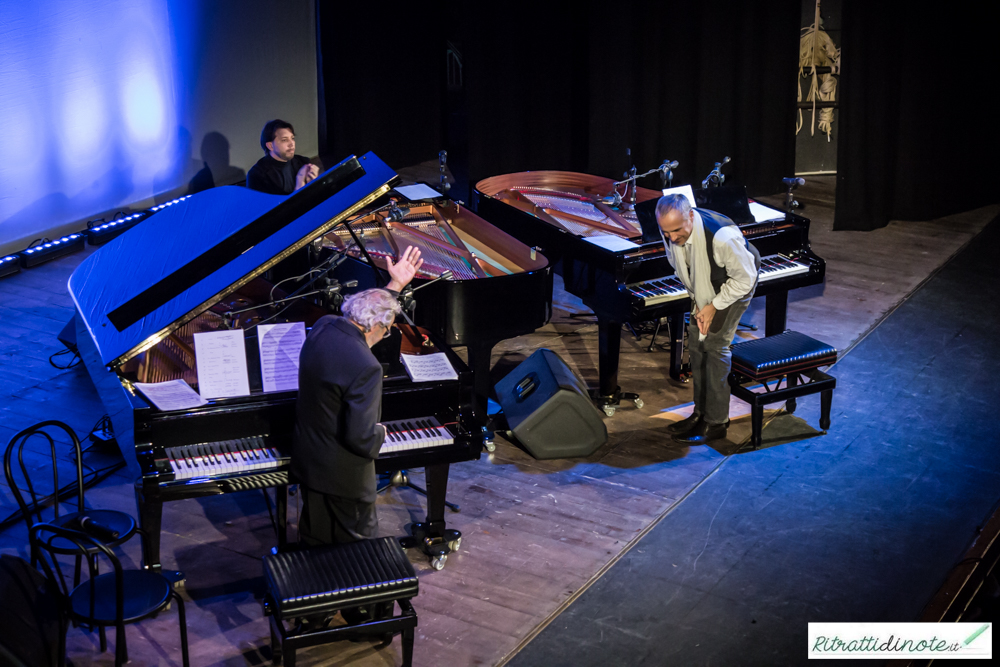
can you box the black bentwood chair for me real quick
[4,420,138,573]
[29,523,190,667]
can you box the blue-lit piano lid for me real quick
[69,152,397,368]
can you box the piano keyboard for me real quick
[380,417,454,454]
[627,254,811,306]
[165,436,287,481]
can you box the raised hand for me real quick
[386,245,424,292]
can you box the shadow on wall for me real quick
[1,162,136,247]
[190,131,246,193]
[153,128,247,204]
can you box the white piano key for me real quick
[163,435,283,480]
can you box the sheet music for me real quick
[401,352,458,382]
[134,379,208,411]
[584,234,639,251]
[662,184,697,208]
[395,184,442,201]
[749,201,784,223]
[258,322,306,393]
[193,329,250,399]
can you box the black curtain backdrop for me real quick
[316,0,800,196]
[464,0,800,194]
[316,2,446,170]
[835,3,1000,231]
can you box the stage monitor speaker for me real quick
[494,349,607,460]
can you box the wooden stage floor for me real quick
[1,177,996,666]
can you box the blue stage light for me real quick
[148,195,191,214]
[18,233,86,268]
[85,211,154,246]
[0,255,21,279]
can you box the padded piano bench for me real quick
[262,537,419,667]
[728,331,838,450]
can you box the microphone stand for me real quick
[783,176,805,213]
[604,159,681,206]
[701,156,731,189]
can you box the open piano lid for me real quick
[69,152,397,369]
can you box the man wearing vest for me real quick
[656,193,761,444]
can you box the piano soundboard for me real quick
[626,254,811,306]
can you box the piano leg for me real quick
[135,482,163,571]
[467,340,499,429]
[275,485,288,551]
[400,463,461,569]
[668,314,689,382]
[597,317,623,398]
[765,291,789,337]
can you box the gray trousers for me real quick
[687,292,754,425]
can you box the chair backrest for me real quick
[30,523,126,628]
[0,554,66,667]
[3,421,85,532]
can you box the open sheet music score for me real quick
[134,379,208,411]
[258,322,306,393]
[400,352,459,382]
[193,329,250,399]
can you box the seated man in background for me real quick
[246,119,320,194]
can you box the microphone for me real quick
[601,190,623,206]
[79,515,120,541]
[386,198,410,222]
[659,159,679,188]
[782,177,806,187]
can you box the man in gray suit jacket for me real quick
[293,248,422,545]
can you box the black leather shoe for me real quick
[673,420,729,444]
[667,413,702,434]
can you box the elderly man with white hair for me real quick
[292,247,422,545]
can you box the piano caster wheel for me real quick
[431,555,447,571]
[484,440,496,453]
[447,537,462,552]
[633,398,644,409]
[603,405,616,417]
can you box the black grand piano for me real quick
[473,171,825,414]
[325,193,552,426]
[70,153,549,571]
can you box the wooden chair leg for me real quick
[401,626,415,667]
[173,591,190,667]
[270,621,282,665]
[786,373,797,413]
[115,624,127,667]
[752,404,763,450]
[820,389,833,431]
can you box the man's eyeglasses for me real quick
[382,324,393,339]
